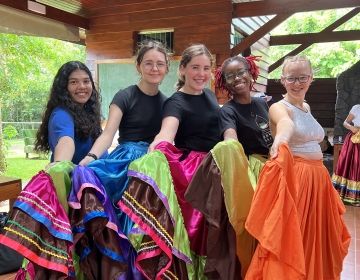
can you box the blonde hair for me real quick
[281,55,313,75]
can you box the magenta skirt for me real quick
[155,141,207,256]
[332,132,360,205]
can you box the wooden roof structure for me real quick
[0,0,358,127]
[0,0,359,95]
[0,1,358,59]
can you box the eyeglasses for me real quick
[224,69,248,83]
[143,61,167,71]
[282,75,311,84]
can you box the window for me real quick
[136,29,174,52]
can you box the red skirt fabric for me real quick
[332,132,360,205]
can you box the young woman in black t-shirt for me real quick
[75,41,171,278]
[213,55,274,277]
[148,44,220,276]
[216,55,273,156]
[150,44,220,152]
[79,40,170,166]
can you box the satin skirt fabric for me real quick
[0,170,74,278]
[68,166,142,280]
[186,140,262,279]
[88,141,148,235]
[155,141,207,256]
[245,144,350,280]
[119,150,195,280]
[332,132,360,205]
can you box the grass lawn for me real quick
[4,157,49,181]
[3,138,49,181]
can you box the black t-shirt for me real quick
[219,97,273,155]
[111,85,167,144]
[163,89,221,152]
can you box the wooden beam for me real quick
[269,7,360,72]
[231,13,291,56]
[0,0,89,29]
[270,30,360,45]
[233,0,360,17]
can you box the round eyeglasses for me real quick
[282,75,311,84]
[224,69,248,83]
[143,61,167,71]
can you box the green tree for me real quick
[0,104,6,175]
[0,34,86,122]
[0,34,85,174]
[269,9,360,78]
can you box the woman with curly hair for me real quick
[186,55,273,278]
[34,61,103,164]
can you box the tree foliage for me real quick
[0,34,85,122]
[269,9,360,78]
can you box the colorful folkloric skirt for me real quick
[88,141,148,235]
[185,140,261,279]
[0,170,74,278]
[155,141,207,257]
[118,150,194,280]
[68,165,141,280]
[245,144,350,280]
[332,132,360,205]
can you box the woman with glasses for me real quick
[78,39,170,224]
[332,104,360,205]
[74,40,170,278]
[193,55,272,278]
[245,55,350,279]
[79,40,169,167]
[216,55,273,157]
[133,44,220,278]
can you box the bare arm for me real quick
[343,113,359,134]
[53,136,75,162]
[269,102,295,158]
[149,116,179,151]
[79,104,123,165]
[223,128,238,141]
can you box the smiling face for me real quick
[136,49,168,86]
[67,69,93,105]
[180,54,212,94]
[223,60,252,97]
[281,60,313,101]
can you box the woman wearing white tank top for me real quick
[246,55,350,280]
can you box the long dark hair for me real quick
[35,61,102,153]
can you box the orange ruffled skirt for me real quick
[245,145,350,280]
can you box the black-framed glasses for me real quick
[224,69,248,83]
[282,75,311,84]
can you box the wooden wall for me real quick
[85,0,232,73]
[217,16,271,105]
[267,78,337,128]
[232,16,271,94]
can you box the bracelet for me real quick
[87,153,98,160]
